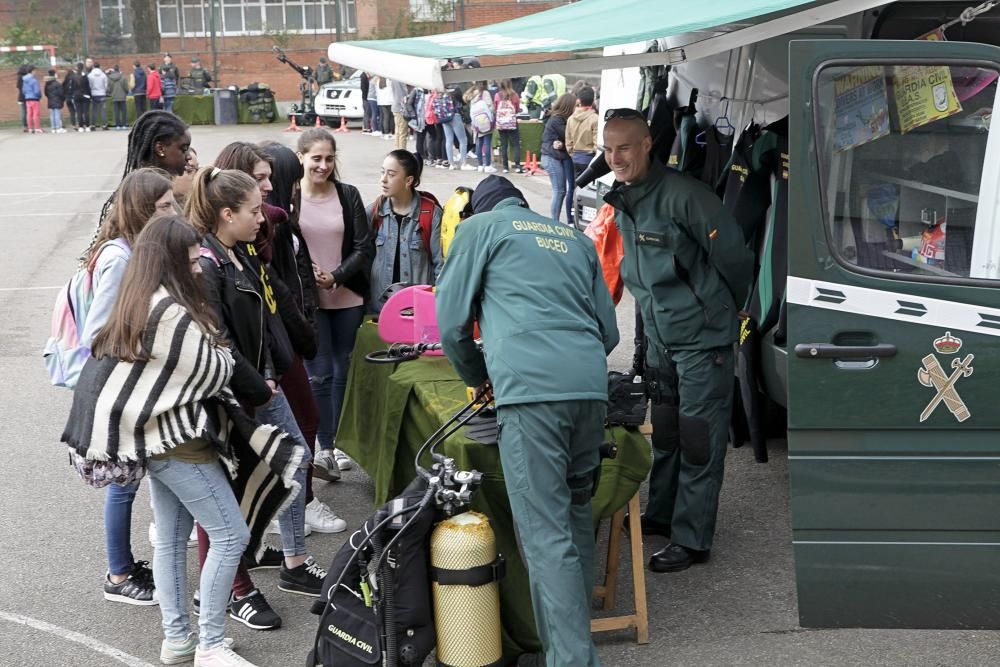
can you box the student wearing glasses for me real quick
[601,107,753,574]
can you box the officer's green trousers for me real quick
[497,400,604,667]
[646,347,735,552]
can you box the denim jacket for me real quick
[366,193,443,313]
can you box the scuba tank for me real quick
[431,512,504,667]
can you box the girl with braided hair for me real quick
[98,110,191,224]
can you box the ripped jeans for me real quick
[304,306,366,451]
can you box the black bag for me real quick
[308,476,437,666]
[606,370,648,426]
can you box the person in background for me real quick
[131,60,147,116]
[44,68,66,134]
[107,64,130,130]
[173,146,199,206]
[540,93,577,225]
[293,128,373,482]
[566,86,599,179]
[465,81,496,173]
[16,64,28,132]
[366,75,380,136]
[87,61,109,130]
[391,78,410,150]
[360,71,371,134]
[146,64,162,110]
[21,65,42,134]
[494,79,523,174]
[438,85,474,171]
[316,57,333,86]
[160,53,179,84]
[376,76,395,139]
[160,62,178,114]
[64,63,89,131]
[189,56,211,92]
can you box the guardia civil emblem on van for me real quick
[917,332,973,423]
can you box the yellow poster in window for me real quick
[894,64,962,134]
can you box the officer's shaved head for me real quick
[603,115,652,185]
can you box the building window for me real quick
[410,0,454,22]
[100,0,131,35]
[157,0,356,36]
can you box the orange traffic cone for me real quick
[314,114,323,128]
[335,116,349,133]
[284,113,301,133]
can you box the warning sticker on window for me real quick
[894,64,963,134]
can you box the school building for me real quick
[1,0,569,123]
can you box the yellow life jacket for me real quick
[440,186,474,258]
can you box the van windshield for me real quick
[815,62,998,281]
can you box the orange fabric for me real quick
[584,203,624,304]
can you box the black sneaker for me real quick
[104,560,158,606]
[191,588,231,616]
[245,545,284,571]
[229,589,282,630]
[278,557,327,597]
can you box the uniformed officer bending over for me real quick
[437,176,619,667]
[602,108,753,573]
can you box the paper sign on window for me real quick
[894,64,963,134]
[833,66,890,152]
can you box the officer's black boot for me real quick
[623,513,671,538]
[649,543,710,573]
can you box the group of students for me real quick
[60,109,451,666]
[15,53,194,134]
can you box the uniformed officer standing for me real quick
[437,176,619,667]
[602,108,753,573]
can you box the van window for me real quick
[815,62,998,281]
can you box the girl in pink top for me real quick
[293,128,374,471]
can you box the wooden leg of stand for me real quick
[627,494,650,644]
[601,508,625,610]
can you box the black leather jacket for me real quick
[199,234,313,406]
[291,180,374,301]
[264,202,319,334]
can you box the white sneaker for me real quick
[477,165,484,172]
[312,449,341,482]
[484,165,498,174]
[149,522,199,547]
[304,498,347,534]
[194,644,257,666]
[461,164,478,171]
[449,164,457,170]
[372,130,382,136]
[267,519,313,537]
[161,635,234,665]
[333,448,353,471]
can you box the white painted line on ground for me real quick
[0,286,62,292]
[0,611,157,667]
[0,190,114,197]
[8,212,99,217]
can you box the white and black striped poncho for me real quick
[62,288,304,560]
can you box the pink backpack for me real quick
[424,91,439,125]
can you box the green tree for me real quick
[0,22,49,67]
[130,0,161,54]
[97,13,125,55]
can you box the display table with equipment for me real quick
[336,321,651,661]
[89,95,278,127]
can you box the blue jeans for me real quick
[441,114,468,167]
[148,456,249,649]
[476,134,492,167]
[255,391,311,557]
[90,96,106,128]
[541,155,575,224]
[164,96,175,113]
[49,108,63,130]
[367,100,379,132]
[105,481,140,576]
[305,306,365,451]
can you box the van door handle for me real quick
[794,343,897,359]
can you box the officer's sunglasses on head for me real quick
[604,108,645,122]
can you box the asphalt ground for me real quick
[0,124,997,667]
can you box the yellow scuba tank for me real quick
[439,186,473,259]
[430,511,504,667]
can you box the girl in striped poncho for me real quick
[63,215,301,667]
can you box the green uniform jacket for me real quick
[436,198,620,407]
[603,160,753,355]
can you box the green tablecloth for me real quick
[336,321,651,661]
[492,120,545,164]
[89,95,276,126]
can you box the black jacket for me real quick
[264,202,319,333]
[64,71,90,101]
[291,180,374,302]
[44,78,65,109]
[542,115,570,160]
[199,235,312,406]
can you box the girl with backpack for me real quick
[423,89,445,168]
[494,79,523,173]
[64,214,290,667]
[436,86,474,171]
[367,149,443,313]
[78,168,178,607]
[465,81,497,173]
